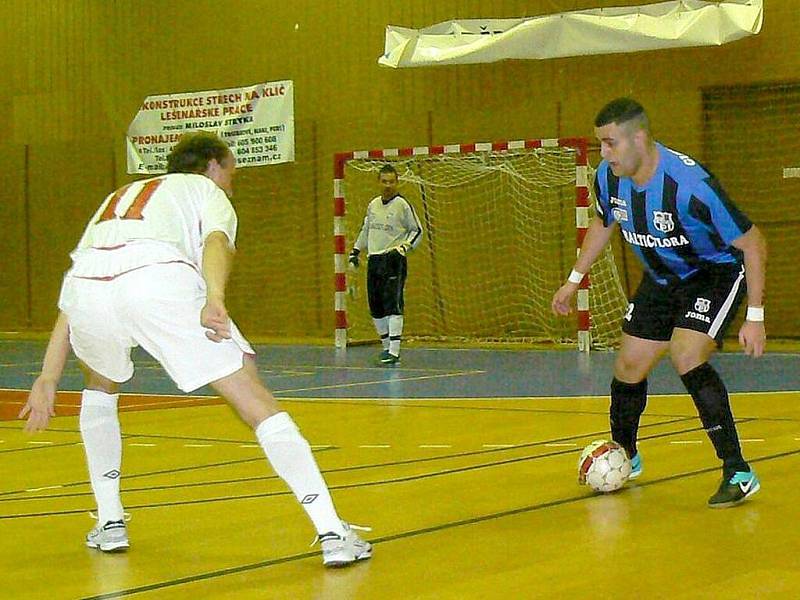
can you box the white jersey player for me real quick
[20,131,371,567]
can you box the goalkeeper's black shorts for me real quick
[367,250,407,318]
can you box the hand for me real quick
[348,249,360,269]
[19,376,57,433]
[738,320,766,357]
[201,294,232,342]
[396,242,412,256]
[551,282,579,316]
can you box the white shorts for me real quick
[58,262,255,392]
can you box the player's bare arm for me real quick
[19,311,70,432]
[201,231,235,342]
[551,216,618,315]
[732,225,767,357]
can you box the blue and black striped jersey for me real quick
[595,143,752,285]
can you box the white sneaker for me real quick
[86,519,129,552]
[318,522,372,567]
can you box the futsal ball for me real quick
[577,439,631,493]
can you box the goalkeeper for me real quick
[349,164,423,365]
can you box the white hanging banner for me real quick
[378,0,763,68]
[126,81,294,174]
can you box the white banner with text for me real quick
[126,81,294,174]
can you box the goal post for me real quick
[333,138,628,350]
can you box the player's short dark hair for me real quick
[167,131,231,174]
[594,98,649,131]
[378,163,399,179]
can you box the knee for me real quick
[613,355,648,383]
[86,376,120,395]
[79,362,120,394]
[669,345,707,375]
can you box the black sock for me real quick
[680,363,749,477]
[610,378,648,459]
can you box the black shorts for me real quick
[622,264,747,344]
[367,251,407,318]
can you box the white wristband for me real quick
[746,306,764,322]
[567,269,585,284]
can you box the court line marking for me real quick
[0,417,746,514]
[4,414,769,502]
[124,432,260,444]
[0,419,694,503]
[1,388,799,401]
[0,440,83,455]
[0,429,269,454]
[0,369,488,400]
[0,417,696,500]
[287,390,800,400]
[1,386,782,459]
[25,485,63,493]
[263,363,476,373]
[77,447,800,600]
[0,447,339,500]
[274,397,800,427]
[272,370,486,395]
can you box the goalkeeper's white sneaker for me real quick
[317,522,372,568]
[86,519,129,552]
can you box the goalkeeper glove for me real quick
[348,248,360,268]
[397,242,412,256]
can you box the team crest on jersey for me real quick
[652,211,675,233]
[612,207,629,222]
[694,297,711,313]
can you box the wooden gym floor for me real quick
[1,342,798,599]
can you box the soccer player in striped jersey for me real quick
[552,98,767,508]
[349,164,424,365]
[19,132,371,566]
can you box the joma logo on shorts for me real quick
[685,311,711,323]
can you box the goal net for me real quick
[334,139,629,350]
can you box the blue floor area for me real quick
[1,340,798,399]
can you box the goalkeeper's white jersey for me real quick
[353,194,423,255]
[67,173,237,279]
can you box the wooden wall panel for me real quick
[0,145,27,329]
[0,0,797,337]
[26,141,115,329]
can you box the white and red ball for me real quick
[577,439,631,493]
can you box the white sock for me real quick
[373,317,389,350]
[388,314,404,356]
[79,389,124,524]
[255,412,344,536]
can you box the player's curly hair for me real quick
[166,131,231,174]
